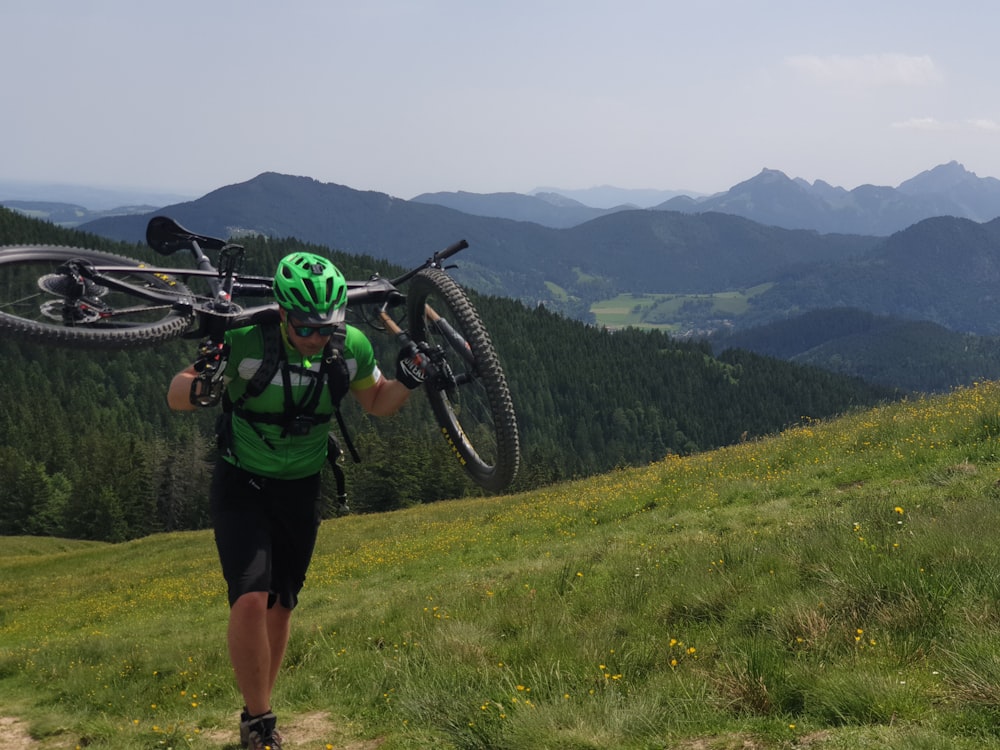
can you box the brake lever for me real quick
[426,343,457,393]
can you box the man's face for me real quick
[282,310,334,357]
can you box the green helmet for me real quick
[273,252,347,325]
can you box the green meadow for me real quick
[5,382,1000,748]
[591,285,774,332]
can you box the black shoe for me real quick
[239,708,252,747]
[245,712,282,750]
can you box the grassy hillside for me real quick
[5,383,1000,748]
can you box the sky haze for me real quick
[4,1,999,200]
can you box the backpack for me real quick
[216,323,359,512]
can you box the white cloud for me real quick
[785,53,943,87]
[891,117,949,130]
[968,119,1000,132]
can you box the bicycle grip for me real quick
[435,239,469,262]
[377,309,422,359]
[378,309,403,334]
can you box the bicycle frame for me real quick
[132,216,470,341]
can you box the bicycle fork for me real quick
[377,307,459,391]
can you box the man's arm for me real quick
[351,374,413,417]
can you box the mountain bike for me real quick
[0,216,520,492]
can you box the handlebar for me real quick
[390,238,469,287]
[437,238,470,262]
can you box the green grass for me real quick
[543,280,569,302]
[6,382,1000,747]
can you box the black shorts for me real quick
[210,460,323,609]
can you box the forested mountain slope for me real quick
[745,216,1000,334]
[712,308,1000,393]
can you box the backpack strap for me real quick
[320,329,358,515]
[231,323,284,411]
[217,323,286,453]
[320,330,360,463]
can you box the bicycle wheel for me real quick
[0,245,195,349]
[406,268,520,492]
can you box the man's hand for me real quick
[395,343,433,390]
[190,340,230,406]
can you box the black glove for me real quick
[190,340,230,407]
[395,344,432,390]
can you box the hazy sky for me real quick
[4,0,999,200]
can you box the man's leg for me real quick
[228,591,290,716]
[266,603,293,694]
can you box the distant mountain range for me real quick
[658,161,1000,235]
[0,200,158,227]
[69,172,882,315]
[5,161,999,237]
[0,179,193,212]
[53,170,1000,335]
[409,186,698,228]
[4,166,1000,393]
[413,161,1000,236]
[532,185,697,209]
[410,190,622,229]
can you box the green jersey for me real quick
[223,323,379,479]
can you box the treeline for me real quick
[711,307,1000,393]
[0,209,895,540]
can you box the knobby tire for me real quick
[406,268,520,492]
[0,245,195,349]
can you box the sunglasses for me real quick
[288,320,338,337]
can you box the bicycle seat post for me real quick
[210,245,244,314]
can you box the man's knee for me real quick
[231,590,270,613]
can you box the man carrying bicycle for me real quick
[167,251,429,750]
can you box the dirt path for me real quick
[2,717,33,750]
[3,712,385,749]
